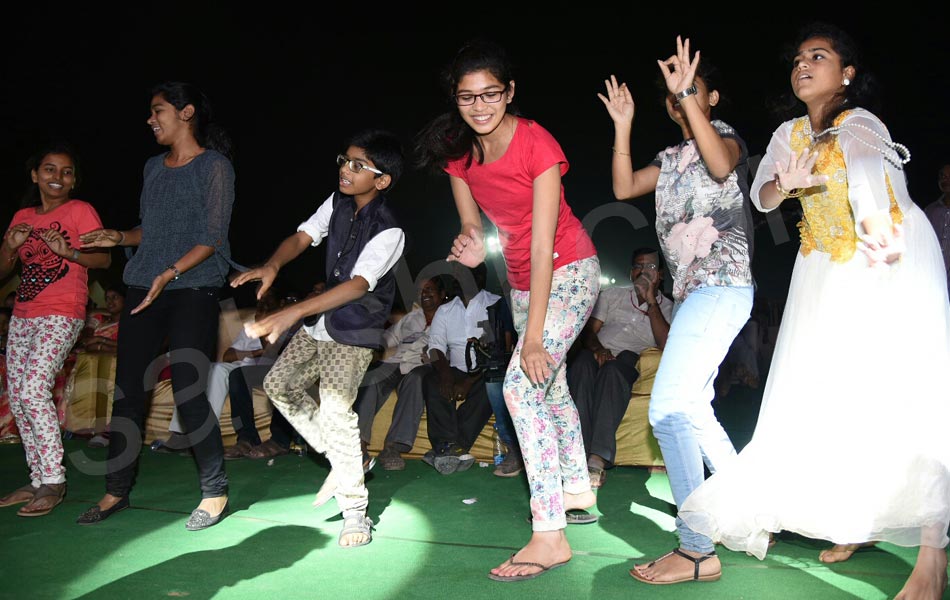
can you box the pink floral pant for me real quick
[6,315,83,485]
[505,256,600,531]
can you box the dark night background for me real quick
[3,5,947,313]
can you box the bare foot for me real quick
[564,490,596,512]
[340,530,370,547]
[339,514,372,547]
[95,493,125,511]
[196,495,228,516]
[313,470,337,507]
[819,542,877,564]
[894,546,948,600]
[632,548,721,584]
[490,530,572,579]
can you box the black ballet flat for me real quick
[76,496,130,525]
[185,502,229,531]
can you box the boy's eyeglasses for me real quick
[633,263,659,271]
[336,154,383,176]
[453,88,508,106]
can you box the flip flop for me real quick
[488,553,570,582]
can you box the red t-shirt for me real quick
[8,199,104,320]
[445,118,596,290]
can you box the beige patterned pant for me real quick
[263,328,374,515]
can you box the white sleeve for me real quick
[590,290,610,323]
[751,121,794,213]
[838,112,903,226]
[229,328,263,352]
[350,228,406,291]
[427,305,450,356]
[296,193,335,246]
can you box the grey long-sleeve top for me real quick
[123,149,235,289]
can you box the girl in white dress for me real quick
[680,22,950,599]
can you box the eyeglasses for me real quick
[336,154,383,176]
[633,263,659,271]
[453,87,508,106]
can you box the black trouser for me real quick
[423,367,492,451]
[354,361,430,451]
[566,348,639,466]
[227,364,295,448]
[106,287,228,498]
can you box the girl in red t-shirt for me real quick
[0,143,110,517]
[415,39,600,581]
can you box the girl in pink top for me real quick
[415,39,600,582]
[0,142,109,517]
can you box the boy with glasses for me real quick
[230,129,405,548]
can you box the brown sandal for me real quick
[0,483,38,507]
[247,439,290,459]
[17,483,66,517]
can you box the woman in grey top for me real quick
[78,81,235,530]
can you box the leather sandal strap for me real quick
[32,484,65,501]
[671,548,716,580]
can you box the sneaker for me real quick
[422,449,437,469]
[433,443,473,475]
[378,446,406,471]
[493,449,523,478]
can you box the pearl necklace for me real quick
[810,121,911,169]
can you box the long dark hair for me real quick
[773,22,881,132]
[413,38,520,173]
[20,141,81,208]
[150,81,233,161]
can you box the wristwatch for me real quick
[675,85,698,100]
[166,264,181,281]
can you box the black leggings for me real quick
[106,286,228,498]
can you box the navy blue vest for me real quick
[319,191,402,350]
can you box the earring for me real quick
[843,78,851,86]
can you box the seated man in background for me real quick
[154,289,286,454]
[356,275,451,471]
[567,247,672,489]
[422,264,495,475]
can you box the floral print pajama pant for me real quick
[504,256,600,531]
[6,315,83,485]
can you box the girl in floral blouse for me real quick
[599,36,754,585]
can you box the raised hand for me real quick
[446,226,486,268]
[38,229,71,257]
[79,228,121,249]
[245,307,301,344]
[597,74,635,126]
[633,271,656,303]
[230,264,278,300]
[774,148,829,194]
[657,35,699,97]
[3,223,33,251]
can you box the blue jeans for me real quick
[648,285,753,553]
[486,380,517,449]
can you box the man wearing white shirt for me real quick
[567,248,672,489]
[423,265,496,474]
[155,291,286,454]
[354,276,450,470]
